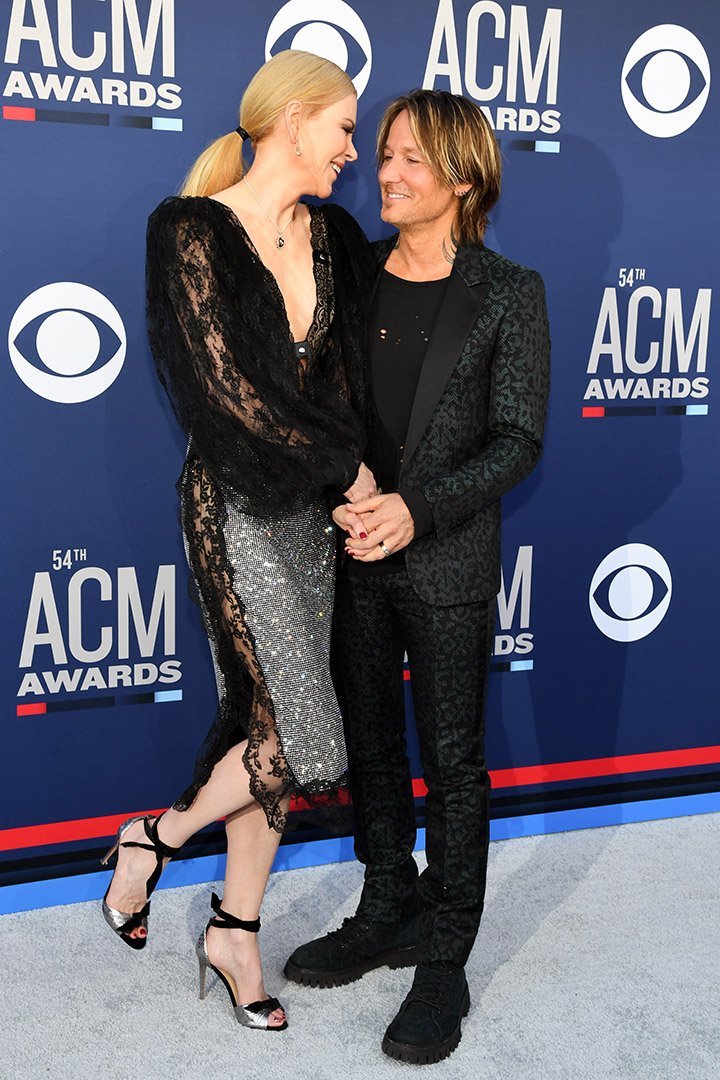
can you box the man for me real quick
[285,90,550,1064]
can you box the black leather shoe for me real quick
[283,912,425,988]
[382,962,470,1065]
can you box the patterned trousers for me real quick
[333,567,493,967]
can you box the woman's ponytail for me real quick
[180,131,245,198]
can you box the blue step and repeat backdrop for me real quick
[1,0,718,908]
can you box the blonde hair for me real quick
[181,50,355,197]
[377,90,502,245]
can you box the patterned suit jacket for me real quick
[371,234,551,606]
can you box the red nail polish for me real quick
[359,532,368,539]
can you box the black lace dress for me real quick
[146,196,375,831]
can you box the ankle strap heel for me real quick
[195,894,286,1030]
[208,891,261,933]
[119,813,181,897]
[100,813,181,950]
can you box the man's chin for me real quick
[380,204,406,224]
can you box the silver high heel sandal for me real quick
[100,813,179,950]
[196,892,288,1031]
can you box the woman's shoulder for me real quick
[320,203,375,288]
[320,202,368,246]
[147,195,226,238]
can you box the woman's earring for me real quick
[295,139,302,157]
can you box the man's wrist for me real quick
[398,487,434,539]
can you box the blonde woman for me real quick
[101,50,376,1032]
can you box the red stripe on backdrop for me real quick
[490,744,720,787]
[411,744,720,797]
[17,703,47,716]
[3,106,36,121]
[0,809,168,853]
[2,745,719,853]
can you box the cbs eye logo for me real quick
[266,0,372,97]
[621,24,710,138]
[589,544,672,643]
[9,283,126,404]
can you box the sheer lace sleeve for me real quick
[146,197,367,517]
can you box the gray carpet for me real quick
[1,813,718,1079]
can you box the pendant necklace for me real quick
[243,176,294,249]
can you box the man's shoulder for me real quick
[460,243,542,287]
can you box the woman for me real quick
[101,50,376,1032]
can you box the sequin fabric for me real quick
[223,494,347,790]
[155,205,370,831]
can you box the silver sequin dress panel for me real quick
[174,206,349,816]
[221,496,347,789]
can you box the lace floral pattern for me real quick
[146,198,376,830]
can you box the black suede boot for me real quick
[382,962,470,1064]
[283,910,426,988]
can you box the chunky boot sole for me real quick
[381,986,470,1065]
[283,941,424,988]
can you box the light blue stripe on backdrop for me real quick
[4,792,720,915]
[154,690,183,703]
[152,117,183,131]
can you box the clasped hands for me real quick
[339,463,415,562]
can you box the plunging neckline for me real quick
[206,196,325,351]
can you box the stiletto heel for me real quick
[195,892,288,1031]
[198,954,208,1000]
[100,839,120,865]
[101,813,180,950]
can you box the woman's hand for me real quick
[343,494,415,561]
[332,503,368,541]
[343,462,377,504]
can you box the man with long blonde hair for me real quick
[286,90,550,1064]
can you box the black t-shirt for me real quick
[346,268,448,575]
[371,270,449,490]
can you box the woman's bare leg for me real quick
[160,743,258,846]
[204,799,289,1026]
[104,738,278,938]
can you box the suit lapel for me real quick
[400,249,489,477]
[370,234,397,302]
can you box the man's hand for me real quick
[343,493,415,561]
[344,462,377,503]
